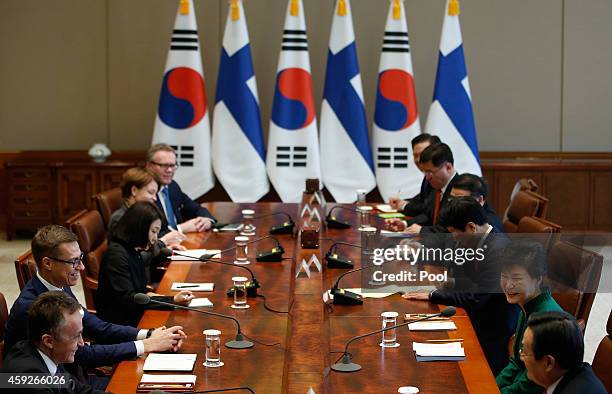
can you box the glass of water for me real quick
[234,236,250,265]
[356,189,367,205]
[240,209,256,236]
[380,311,400,348]
[357,205,373,228]
[231,276,249,309]
[203,329,223,367]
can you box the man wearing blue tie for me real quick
[146,143,216,234]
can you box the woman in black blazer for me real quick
[96,202,194,326]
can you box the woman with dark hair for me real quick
[496,241,563,393]
[96,202,194,326]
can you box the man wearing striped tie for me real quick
[386,142,458,234]
[146,143,216,234]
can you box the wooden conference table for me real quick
[106,202,499,393]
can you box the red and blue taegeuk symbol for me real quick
[374,69,418,131]
[158,67,207,129]
[271,68,315,130]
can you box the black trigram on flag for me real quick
[171,145,195,167]
[276,146,307,167]
[171,29,199,51]
[377,147,409,168]
[382,31,410,53]
[282,29,308,51]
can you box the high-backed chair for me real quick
[517,216,562,252]
[69,210,107,313]
[545,241,603,331]
[592,310,612,393]
[14,250,37,290]
[509,178,539,202]
[503,190,549,232]
[0,291,8,368]
[92,188,122,228]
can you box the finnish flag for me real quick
[152,0,213,198]
[320,0,376,203]
[212,0,269,202]
[425,0,481,176]
[372,0,422,202]
[267,0,321,203]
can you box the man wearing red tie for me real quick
[386,143,458,234]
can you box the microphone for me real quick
[199,235,285,263]
[324,241,362,269]
[252,211,295,235]
[149,387,255,393]
[171,251,260,298]
[328,263,377,306]
[325,205,354,229]
[134,293,254,349]
[331,306,457,372]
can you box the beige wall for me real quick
[0,0,610,152]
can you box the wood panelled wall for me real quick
[2,151,611,236]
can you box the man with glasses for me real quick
[146,143,215,233]
[520,311,605,393]
[386,143,459,234]
[2,291,106,393]
[3,225,186,388]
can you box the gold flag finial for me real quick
[290,0,299,16]
[392,0,401,20]
[180,0,189,15]
[231,0,240,20]
[448,0,460,16]
[338,0,347,16]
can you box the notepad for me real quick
[413,342,465,362]
[169,249,221,261]
[408,321,457,331]
[143,353,197,372]
[376,204,397,213]
[188,298,213,307]
[137,374,196,392]
[378,213,406,219]
[171,282,214,292]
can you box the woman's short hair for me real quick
[120,167,157,199]
[500,241,547,280]
[110,201,162,248]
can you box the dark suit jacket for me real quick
[484,202,505,233]
[401,177,434,217]
[430,228,519,375]
[3,276,138,367]
[96,241,173,327]
[553,363,607,394]
[1,340,105,394]
[407,173,459,228]
[156,181,216,233]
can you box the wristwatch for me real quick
[146,328,154,338]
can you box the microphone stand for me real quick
[134,294,254,349]
[199,235,285,262]
[331,306,457,372]
[171,251,261,298]
[325,205,356,229]
[251,212,295,235]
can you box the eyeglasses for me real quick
[49,252,85,269]
[151,161,179,170]
[518,346,534,358]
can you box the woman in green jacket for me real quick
[496,241,563,394]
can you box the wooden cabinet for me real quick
[5,160,137,239]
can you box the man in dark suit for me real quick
[4,225,186,370]
[388,134,441,216]
[146,143,216,233]
[2,291,105,393]
[521,311,606,393]
[386,143,459,234]
[449,173,505,233]
[403,197,519,375]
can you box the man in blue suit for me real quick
[3,225,186,371]
[146,143,216,234]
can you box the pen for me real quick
[426,338,464,342]
[176,285,199,289]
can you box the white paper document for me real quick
[412,342,464,356]
[169,249,221,261]
[188,298,213,307]
[171,282,214,292]
[140,374,197,384]
[376,204,397,213]
[408,321,457,331]
[143,353,197,371]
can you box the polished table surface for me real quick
[106,202,499,393]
